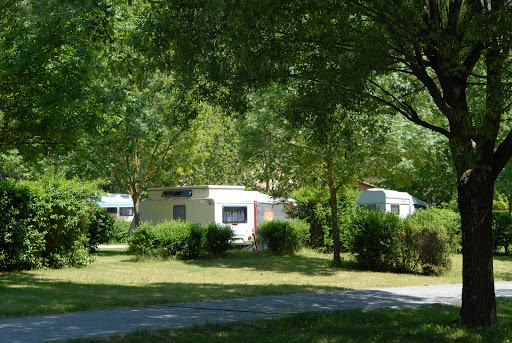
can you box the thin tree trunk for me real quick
[458,168,497,328]
[327,160,341,266]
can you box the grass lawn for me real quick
[1,248,511,319]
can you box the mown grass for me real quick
[68,298,512,343]
[1,248,511,319]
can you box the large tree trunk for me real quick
[457,168,497,328]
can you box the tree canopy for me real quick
[138,0,512,328]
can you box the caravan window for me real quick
[119,207,134,216]
[106,207,118,214]
[223,206,247,223]
[173,205,186,221]
[162,190,192,198]
[360,204,376,211]
[391,205,400,214]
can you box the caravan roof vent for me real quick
[161,190,193,198]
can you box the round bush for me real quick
[349,209,405,272]
[405,208,460,275]
[257,219,309,255]
[204,223,234,254]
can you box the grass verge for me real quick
[1,248,511,318]
[67,298,512,343]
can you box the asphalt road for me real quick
[2,282,512,343]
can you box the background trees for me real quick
[0,1,112,154]
[137,0,512,328]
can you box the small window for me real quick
[391,205,400,214]
[162,190,192,198]
[360,204,376,211]
[106,207,118,214]
[119,207,134,216]
[223,206,247,223]
[173,205,186,221]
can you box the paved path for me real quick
[2,282,512,343]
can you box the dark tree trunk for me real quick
[131,191,141,229]
[457,168,497,328]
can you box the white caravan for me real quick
[356,188,430,218]
[137,185,292,246]
[97,194,134,222]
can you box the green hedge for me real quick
[405,208,460,275]
[0,180,45,271]
[128,221,234,259]
[349,207,460,275]
[204,222,235,254]
[492,211,512,254]
[257,219,310,255]
[0,177,101,271]
[350,209,407,272]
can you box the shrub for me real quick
[204,223,234,254]
[349,209,407,272]
[24,177,97,268]
[0,176,100,271]
[155,221,204,259]
[128,222,158,256]
[111,220,132,244]
[291,188,330,248]
[87,206,116,249]
[0,180,45,271]
[405,208,460,275]
[257,219,310,255]
[129,220,204,260]
[492,211,512,254]
[349,207,460,275]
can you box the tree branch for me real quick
[367,80,450,137]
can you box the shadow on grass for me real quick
[0,271,351,319]
[67,300,512,343]
[185,250,360,277]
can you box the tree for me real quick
[140,1,512,327]
[377,116,457,206]
[70,1,196,228]
[0,1,112,154]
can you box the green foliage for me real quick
[127,222,157,257]
[291,187,358,251]
[291,187,331,248]
[203,222,234,254]
[350,209,406,272]
[111,220,132,244]
[405,208,461,275]
[154,221,203,260]
[129,221,235,259]
[0,1,113,154]
[87,206,116,249]
[350,208,460,275]
[257,219,310,255]
[492,212,512,255]
[0,176,100,271]
[0,180,45,271]
[24,176,97,268]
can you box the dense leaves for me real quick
[0,176,101,270]
[0,1,113,154]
